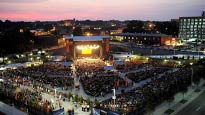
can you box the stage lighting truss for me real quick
[77,45,99,50]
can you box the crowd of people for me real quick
[75,58,105,76]
[0,82,55,114]
[0,62,75,114]
[75,58,127,97]
[1,62,74,90]
[101,67,192,114]
[80,74,124,97]
[126,67,171,83]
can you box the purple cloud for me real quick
[0,0,204,21]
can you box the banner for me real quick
[107,110,120,115]
[66,40,69,53]
[106,39,109,52]
[52,108,64,115]
[93,108,100,115]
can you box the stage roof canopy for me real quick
[114,61,125,65]
[63,61,74,67]
[64,35,109,41]
[104,66,115,70]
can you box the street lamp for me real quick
[195,39,200,60]
[172,37,176,56]
[190,62,194,88]
[54,88,57,98]
[112,88,116,111]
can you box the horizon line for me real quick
[0,18,175,22]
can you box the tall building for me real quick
[178,11,205,43]
[202,11,205,17]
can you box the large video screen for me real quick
[82,49,92,54]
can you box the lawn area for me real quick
[164,109,174,114]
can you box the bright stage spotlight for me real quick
[77,45,99,50]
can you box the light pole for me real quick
[112,88,116,111]
[54,88,57,108]
[190,62,194,88]
[54,88,57,98]
[197,42,200,60]
[172,37,176,56]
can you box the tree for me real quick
[0,28,34,54]
[79,96,84,104]
[74,95,78,102]
[73,26,83,36]
[86,97,91,106]
[67,92,73,101]
[180,84,188,102]
[155,21,179,36]
[94,99,100,107]
[193,74,200,88]
[166,95,174,109]
[144,91,155,115]
[123,20,145,33]
[145,99,155,115]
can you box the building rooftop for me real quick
[64,35,109,41]
[179,16,205,19]
[111,33,169,37]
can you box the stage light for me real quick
[77,45,99,50]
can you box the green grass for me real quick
[180,99,187,104]
[194,88,201,93]
[164,109,174,114]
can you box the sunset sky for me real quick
[0,0,204,21]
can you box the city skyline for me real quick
[0,0,205,21]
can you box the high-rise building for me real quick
[202,11,205,17]
[178,11,205,43]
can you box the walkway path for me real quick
[41,93,90,115]
[0,101,27,115]
[149,79,205,115]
